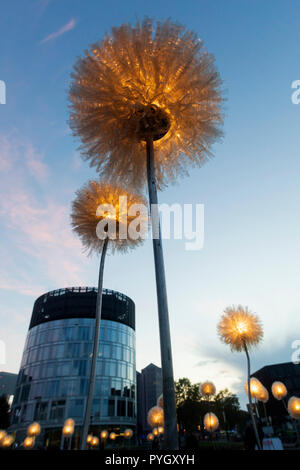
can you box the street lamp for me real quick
[69,18,223,449]
[217,305,263,450]
[71,181,146,450]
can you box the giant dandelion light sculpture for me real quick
[71,180,147,449]
[69,18,223,450]
[217,305,263,450]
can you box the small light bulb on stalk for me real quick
[272,381,287,400]
[204,413,219,432]
[100,430,108,440]
[288,397,300,419]
[147,433,154,442]
[109,432,117,441]
[0,430,7,442]
[244,377,263,400]
[147,406,164,428]
[1,435,14,448]
[23,436,35,449]
[124,429,133,439]
[27,421,41,437]
[200,381,216,397]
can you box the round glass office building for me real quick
[10,287,136,448]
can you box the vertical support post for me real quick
[244,341,262,450]
[146,136,178,450]
[80,237,109,449]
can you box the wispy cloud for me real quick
[40,18,76,44]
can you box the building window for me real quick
[34,402,48,421]
[50,400,66,421]
[108,399,115,417]
[117,399,126,417]
[68,398,84,418]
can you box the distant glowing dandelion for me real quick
[147,406,164,428]
[217,305,263,352]
[288,397,300,419]
[272,381,287,401]
[200,381,216,397]
[217,305,263,450]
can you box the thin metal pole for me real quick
[80,237,109,449]
[244,341,262,450]
[146,136,178,450]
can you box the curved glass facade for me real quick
[10,288,136,447]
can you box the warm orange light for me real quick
[1,435,14,448]
[86,434,93,444]
[257,386,269,404]
[147,433,154,442]
[100,430,108,440]
[244,377,263,400]
[152,427,159,437]
[147,406,164,428]
[218,305,263,352]
[272,381,287,401]
[109,432,117,440]
[124,429,133,439]
[158,426,164,435]
[91,436,99,447]
[200,381,216,397]
[23,436,35,449]
[71,181,148,254]
[69,19,223,191]
[204,412,219,432]
[27,421,41,437]
[288,397,300,419]
[0,430,7,442]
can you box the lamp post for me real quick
[217,305,263,450]
[69,18,223,448]
[71,181,146,449]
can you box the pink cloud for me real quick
[40,18,76,44]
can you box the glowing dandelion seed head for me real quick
[272,381,287,400]
[71,180,147,255]
[217,305,263,352]
[69,18,223,190]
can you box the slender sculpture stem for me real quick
[243,341,262,450]
[146,136,178,450]
[80,237,109,450]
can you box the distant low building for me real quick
[0,371,17,406]
[137,363,162,436]
[252,361,300,429]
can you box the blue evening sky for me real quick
[1,0,300,409]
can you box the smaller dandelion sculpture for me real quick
[71,181,147,449]
[200,381,216,398]
[217,305,263,450]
